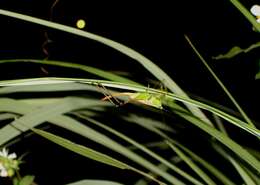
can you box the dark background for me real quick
[0,0,260,184]
[0,0,259,118]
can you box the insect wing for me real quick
[131,92,162,109]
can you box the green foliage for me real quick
[0,3,260,185]
[213,42,260,60]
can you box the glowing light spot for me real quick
[76,19,86,29]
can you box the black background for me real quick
[0,0,259,119]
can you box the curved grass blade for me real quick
[0,78,259,137]
[73,114,203,185]
[213,143,258,185]
[185,35,255,128]
[175,142,236,185]
[32,128,165,185]
[0,79,259,173]
[0,59,138,85]
[0,9,213,126]
[0,80,97,94]
[0,97,107,145]
[126,113,236,185]
[174,109,260,174]
[166,141,217,185]
[0,98,182,184]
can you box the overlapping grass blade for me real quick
[32,128,165,185]
[125,113,235,185]
[1,78,257,137]
[73,115,202,185]
[0,98,105,145]
[0,59,138,85]
[0,9,213,126]
[213,143,258,185]
[185,35,255,128]
[0,113,17,121]
[0,82,95,94]
[166,141,216,185]
[0,79,259,173]
[174,142,236,185]
[0,98,182,184]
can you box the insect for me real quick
[98,83,164,109]
[250,5,260,23]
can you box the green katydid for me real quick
[98,83,164,109]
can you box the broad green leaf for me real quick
[18,175,35,185]
[213,46,244,60]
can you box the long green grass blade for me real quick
[127,115,235,185]
[213,143,258,185]
[0,78,257,137]
[0,98,106,145]
[184,35,255,128]
[174,110,260,173]
[0,98,180,184]
[32,128,167,185]
[0,8,213,127]
[0,77,259,137]
[0,79,259,173]
[74,115,202,185]
[0,81,96,94]
[31,128,129,169]
[166,141,217,185]
[0,59,138,85]
[229,158,257,185]
[174,142,236,185]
